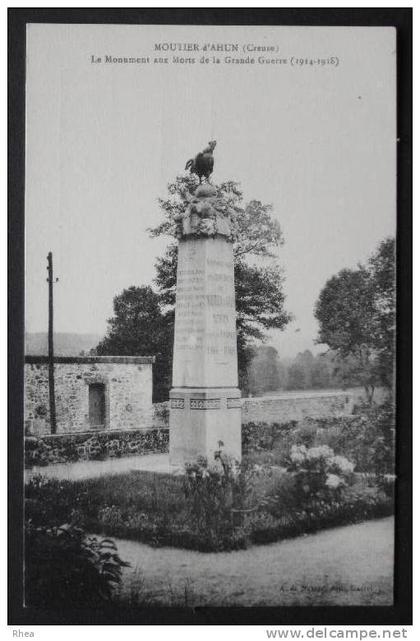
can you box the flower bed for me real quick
[25,443,394,552]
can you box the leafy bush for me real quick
[184,456,234,539]
[242,421,297,453]
[182,451,263,549]
[243,399,395,476]
[153,402,170,426]
[288,444,354,496]
[260,445,355,522]
[25,437,53,467]
[315,400,395,476]
[25,521,129,609]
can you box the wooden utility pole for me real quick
[47,252,58,434]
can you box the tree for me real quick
[314,237,396,401]
[295,350,315,388]
[310,354,331,389]
[247,345,283,396]
[286,363,306,390]
[96,286,173,401]
[149,174,291,391]
[368,237,396,388]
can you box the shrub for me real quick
[243,399,395,477]
[25,521,129,609]
[261,445,355,520]
[291,422,319,448]
[242,421,297,453]
[287,444,354,503]
[153,402,170,425]
[25,437,51,467]
[182,448,275,549]
[315,402,395,476]
[183,454,242,548]
[366,399,395,477]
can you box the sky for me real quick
[25,24,396,358]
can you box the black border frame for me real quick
[8,7,412,626]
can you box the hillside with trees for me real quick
[246,346,360,396]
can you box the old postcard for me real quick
[9,12,412,627]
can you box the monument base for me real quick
[169,387,242,467]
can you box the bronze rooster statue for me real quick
[185,140,217,183]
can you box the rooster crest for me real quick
[185,140,217,183]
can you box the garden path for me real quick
[114,517,394,607]
[25,453,177,483]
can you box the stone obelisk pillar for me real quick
[169,183,242,466]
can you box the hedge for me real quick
[25,428,169,467]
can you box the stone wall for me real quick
[241,391,355,423]
[25,428,169,467]
[25,356,154,435]
[153,391,354,427]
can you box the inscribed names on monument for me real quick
[172,237,238,389]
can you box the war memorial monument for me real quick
[169,142,242,466]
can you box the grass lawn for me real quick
[115,516,394,606]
